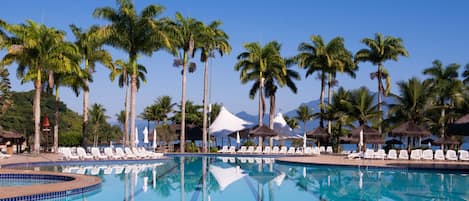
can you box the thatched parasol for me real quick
[249,125,279,137]
[447,114,469,136]
[351,125,380,137]
[389,121,431,137]
[307,127,329,147]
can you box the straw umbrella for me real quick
[249,125,279,146]
[351,125,382,150]
[307,127,329,147]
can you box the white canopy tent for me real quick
[209,106,254,138]
[209,164,247,191]
[272,112,301,140]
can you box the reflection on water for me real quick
[30,157,469,201]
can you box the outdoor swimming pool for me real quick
[13,156,469,201]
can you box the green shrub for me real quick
[185,142,199,152]
[209,147,218,153]
[291,139,303,147]
[242,140,256,147]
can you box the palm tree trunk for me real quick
[82,60,90,147]
[124,69,130,146]
[377,64,383,149]
[327,73,332,134]
[440,107,445,150]
[269,94,275,147]
[33,75,42,155]
[202,60,209,153]
[53,87,59,153]
[258,77,264,146]
[319,73,326,128]
[130,61,138,148]
[180,54,187,153]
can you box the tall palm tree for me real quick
[295,35,354,131]
[169,12,204,153]
[422,60,465,139]
[284,115,299,130]
[89,103,108,147]
[235,41,285,145]
[197,21,231,152]
[110,59,147,145]
[154,95,176,125]
[69,24,113,147]
[94,0,171,148]
[342,87,380,126]
[1,20,80,155]
[0,20,11,115]
[388,77,431,124]
[295,104,314,148]
[462,63,469,86]
[324,87,353,147]
[116,110,126,134]
[173,100,203,126]
[355,33,408,138]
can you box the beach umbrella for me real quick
[135,127,139,146]
[307,127,329,147]
[359,129,364,153]
[152,129,157,149]
[143,126,149,144]
[236,131,241,144]
[303,132,307,149]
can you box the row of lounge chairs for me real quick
[217,145,325,155]
[348,148,469,161]
[0,152,11,159]
[62,163,162,175]
[217,156,274,164]
[59,147,163,160]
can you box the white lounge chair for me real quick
[62,148,79,160]
[125,147,140,159]
[77,147,93,160]
[132,147,149,158]
[295,147,304,155]
[287,147,296,154]
[374,149,386,160]
[434,149,445,160]
[304,147,313,155]
[312,147,321,155]
[319,146,326,153]
[279,146,287,154]
[246,146,255,154]
[326,146,333,153]
[398,150,409,160]
[263,146,272,154]
[410,149,422,160]
[387,149,397,160]
[458,150,469,161]
[227,146,236,154]
[347,152,362,159]
[91,147,107,160]
[237,146,247,154]
[422,149,433,160]
[446,150,458,161]
[217,146,228,153]
[104,147,122,160]
[364,149,374,159]
[0,152,11,159]
[138,147,161,158]
[271,146,280,154]
[254,146,263,154]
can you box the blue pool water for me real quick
[22,156,469,201]
[0,178,61,187]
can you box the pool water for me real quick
[0,178,61,187]
[27,156,469,201]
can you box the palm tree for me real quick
[295,35,355,131]
[234,41,285,145]
[1,20,80,155]
[324,87,353,147]
[295,104,314,148]
[110,59,147,146]
[197,21,231,152]
[284,115,299,130]
[462,63,469,86]
[89,103,108,147]
[0,66,11,116]
[139,104,157,130]
[342,87,380,126]
[355,33,408,138]
[153,95,176,125]
[422,60,465,140]
[69,24,113,147]
[173,100,203,126]
[94,0,171,148]
[169,12,204,153]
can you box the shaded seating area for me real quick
[389,121,431,149]
[0,130,26,154]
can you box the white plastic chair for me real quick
[295,147,304,155]
[237,146,247,154]
[434,149,445,160]
[104,147,122,160]
[125,147,140,159]
[263,146,272,154]
[364,149,374,159]
[387,149,397,160]
[326,146,333,153]
[246,146,255,154]
[410,149,422,160]
[227,146,236,154]
[62,147,79,160]
[254,146,263,154]
[374,149,386,160]
[217,146,228,153]
[422,149,433,160]
[279,146,288,154]
[458,150,469,161]
[319,146,326,153]
[304,147,313,155]
[312,147,321,155]
[287,147,296,154]
[271,146,280,154]
[91,147,107,160]
[446,150,458,161]
[77,147,93,160]
[398,150,409,160]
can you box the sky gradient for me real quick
[1,0,469,121]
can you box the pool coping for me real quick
[0,169,101,200]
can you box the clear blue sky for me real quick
[1,0,469,121]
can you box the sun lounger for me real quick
[434,149,445,160]
[115,147,135,159]
[387,149,397,160]
[422,149,433,160]
[254,146,263,154]
[237,146,247,154]
[312,147,320,155]
[398,150,409,160]
[287,147,296,154]
[77,147,93,160]
[410,149,422,160]
[319,146,326,153]
[104,147,122,160]
[279,146,287,154]
[458,150,469,161]
[218,146,228,153]
[104,166,113,174]
[271,146,280,154]
[374,149,386,159]
[91,147,108,160]
[364,149,374,159]
[304,147,313,155]
[0,152,11,159]
[263,146,272,154]
[125,147,140,159]
[227,146,236,154]
[326,146,333,153]
[90,166,101,175]
[132,147,149,158]
[446,150,458,161]
[246,146,255,154]
[295,147,304,155]
[138,147,162,158]
[62,147,79,160]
